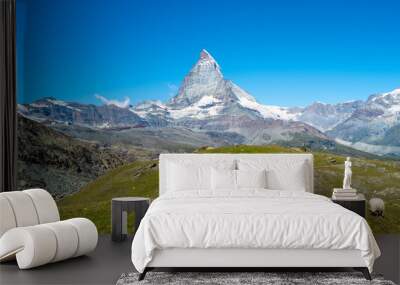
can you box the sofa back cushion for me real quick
[0,189,60,238]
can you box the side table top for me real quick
[331,193,365,201]
[112,197,150,202]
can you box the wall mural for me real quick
[16,0,400,233]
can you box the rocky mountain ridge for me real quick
[18,97,147,128]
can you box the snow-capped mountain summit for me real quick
[140,49,295,121]
[132,49,327,143]
[168,49,223,108]
[367,88,400,113]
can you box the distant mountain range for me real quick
[18,49,400,157]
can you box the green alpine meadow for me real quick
[59,145,400,234]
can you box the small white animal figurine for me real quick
[369,198,385,217]
[343,157,352,190]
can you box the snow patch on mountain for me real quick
[135,100,165,109]
[238,96,295,120]
[169,95,224,119]
[132,100,169,119]
[371,88,400,102]
[48,99,83,112]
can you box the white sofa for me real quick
[0,188,98,269]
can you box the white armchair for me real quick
[0,188,98,269]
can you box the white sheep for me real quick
[369,198,385,217]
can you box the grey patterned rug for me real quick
[116,272,396,285]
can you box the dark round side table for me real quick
[111,197,150,242]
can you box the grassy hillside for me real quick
[59,145,400,234]
[59,160,159,233]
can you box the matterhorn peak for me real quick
[191,49,221,73]
[200,49,214,60]
[168,49,224,108]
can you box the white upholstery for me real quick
[237,157,311,191]
[148,248,366,268]
[42,221,79,262]
[0,189,98,269]
[1,191,40,227]
[211,168,236,190]
[166,162,212,191]
[236,169,267,189]
[0,226,57,268]
[159,154,313,195]
[24,188,60,223]
[65,218,98,257]
[0,196,17,237]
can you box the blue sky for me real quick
[17,0,400,107]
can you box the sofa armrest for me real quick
[0,226,57,268]
[0,218,98,269]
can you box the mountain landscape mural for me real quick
[17,49,400,234]
[19,50,400,156]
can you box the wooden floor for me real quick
[0,235,399,285]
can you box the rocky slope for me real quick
[17,114,130,198]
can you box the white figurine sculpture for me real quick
[343,157,352,190]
